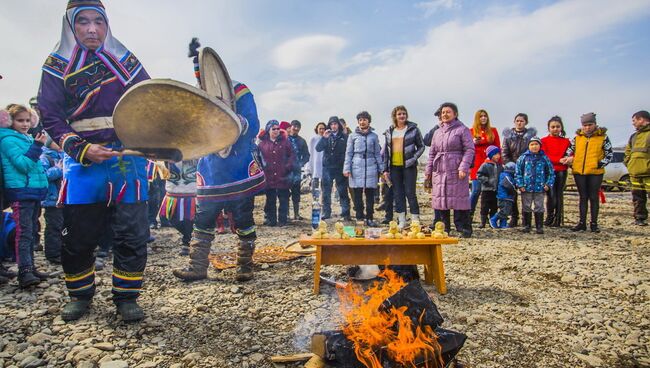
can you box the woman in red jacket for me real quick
[541,116,570,227]
[469,109,500,223]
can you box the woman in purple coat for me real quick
[425,102,475,238]
[258,120,295,226]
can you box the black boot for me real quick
[0,263,16,279]
[590,222,600,233]
[509,215,519,228]
[173,233,213,281]
[116,300,144,322]
[534,212,544,234]
[236,239,255,282]
[479,214,487,229]
[293,207,303,221]
[365,219,378,227]
[61,298,92,321]
[571,222,586,232]
[544,212,554,226]
[32,267,50,281]
[18,267,40,288]
[521,212,532,233]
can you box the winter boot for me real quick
[365,219,378,227]
[32,267,50,281]
[18,267,40,288]
[479,214,488,229]
[173,233,214,281]
[397,212,407,230]
[534,212,544,234]
[544,212,554,226]
[235,239,256,282]
[293,207,303,221]
[116,300,144,322]
[590,222,600,233]
[571,222,587,232]
[499,218,509,229]
[489,214,499,229]
[509,215,519,228]
[411,214,420,224]
[0,263,16,279]
[521,212,532,233]
[61,298,92,321]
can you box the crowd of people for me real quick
[0,0,648,325]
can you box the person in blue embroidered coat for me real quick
[515,137,555,234]
[173,39,265,283]
[37,0,150,322]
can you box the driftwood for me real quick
[304,355,327,368]
[270,353,315,363]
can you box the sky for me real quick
[1,0,649,146]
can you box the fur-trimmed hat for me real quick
[485,145,500,160]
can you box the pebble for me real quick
[99,361,129,368]
[573,353,603,367]
[93,343,115,352]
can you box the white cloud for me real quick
[258,0,650,146]
[272,35,347,70]
[415,0,461,17]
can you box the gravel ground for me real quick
[0,190,648,368]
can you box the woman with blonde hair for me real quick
[382,105,425,229]
[469,109,500,226]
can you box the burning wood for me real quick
[311,268,466,368]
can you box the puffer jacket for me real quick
[515,150,555,192]
[258,130,295,189]
[287,134,310,183]
[624,124,650,177]
[383,121,425,170]
[502,127,537,164]
[476,159,502,192]
[39,147,64,207]
[315,120,348,170]
[343,127,384,188]
[568,127,613,175]
[497,169,516,201]
[0,128,48,201]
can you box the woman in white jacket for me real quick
[308,122,326,191]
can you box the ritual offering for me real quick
[364,228,382,239]
[421,226,432,236]
[407,222,424,239]
[382,220,403,239]
[432,221,449,239]
[354,221,365,238]
[312,221,329,239]
[331,222,350,239]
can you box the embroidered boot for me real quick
[235,239,256,282]
[172,233,214,281]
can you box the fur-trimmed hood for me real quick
[502,126,537,140]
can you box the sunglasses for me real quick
[270,127,280,131]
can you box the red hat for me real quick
[279,121,291,131]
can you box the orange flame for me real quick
[338,268,444,368]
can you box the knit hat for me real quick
[356,111,371,123]
[290,119,301,128]
[279,121,291,131]
[504,162,516,172]
[485,145,500,160]
[529,136,542,146]
[580,112,597,125]
[0,110,9,128]
[265,119,280,134]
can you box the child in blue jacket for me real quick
[0,104,48,287]
[515,137,555,234]
[490,162,516,229]
[39,140,64,264]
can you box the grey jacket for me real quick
[476,160,503,192]
[344,128,383,188]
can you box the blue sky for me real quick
[1,0,649,146]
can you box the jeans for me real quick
[194,196,256,239]
[10,201,41,269]
[43,206,63,260]
[264,188,290,225]
[382,184,394,220]
[62,202,148,302]
[322,168,350,217]
[574,174,603,224]
[470,179,481,215]
[290,180,302,216]
[391,165,419,214]
[496,200,513,220]
[353,188,376,220]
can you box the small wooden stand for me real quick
[298,235,458,295]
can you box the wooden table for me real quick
[298,235,458,295]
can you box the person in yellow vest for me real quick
[624,110,650,226]
[560,112,613,232]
